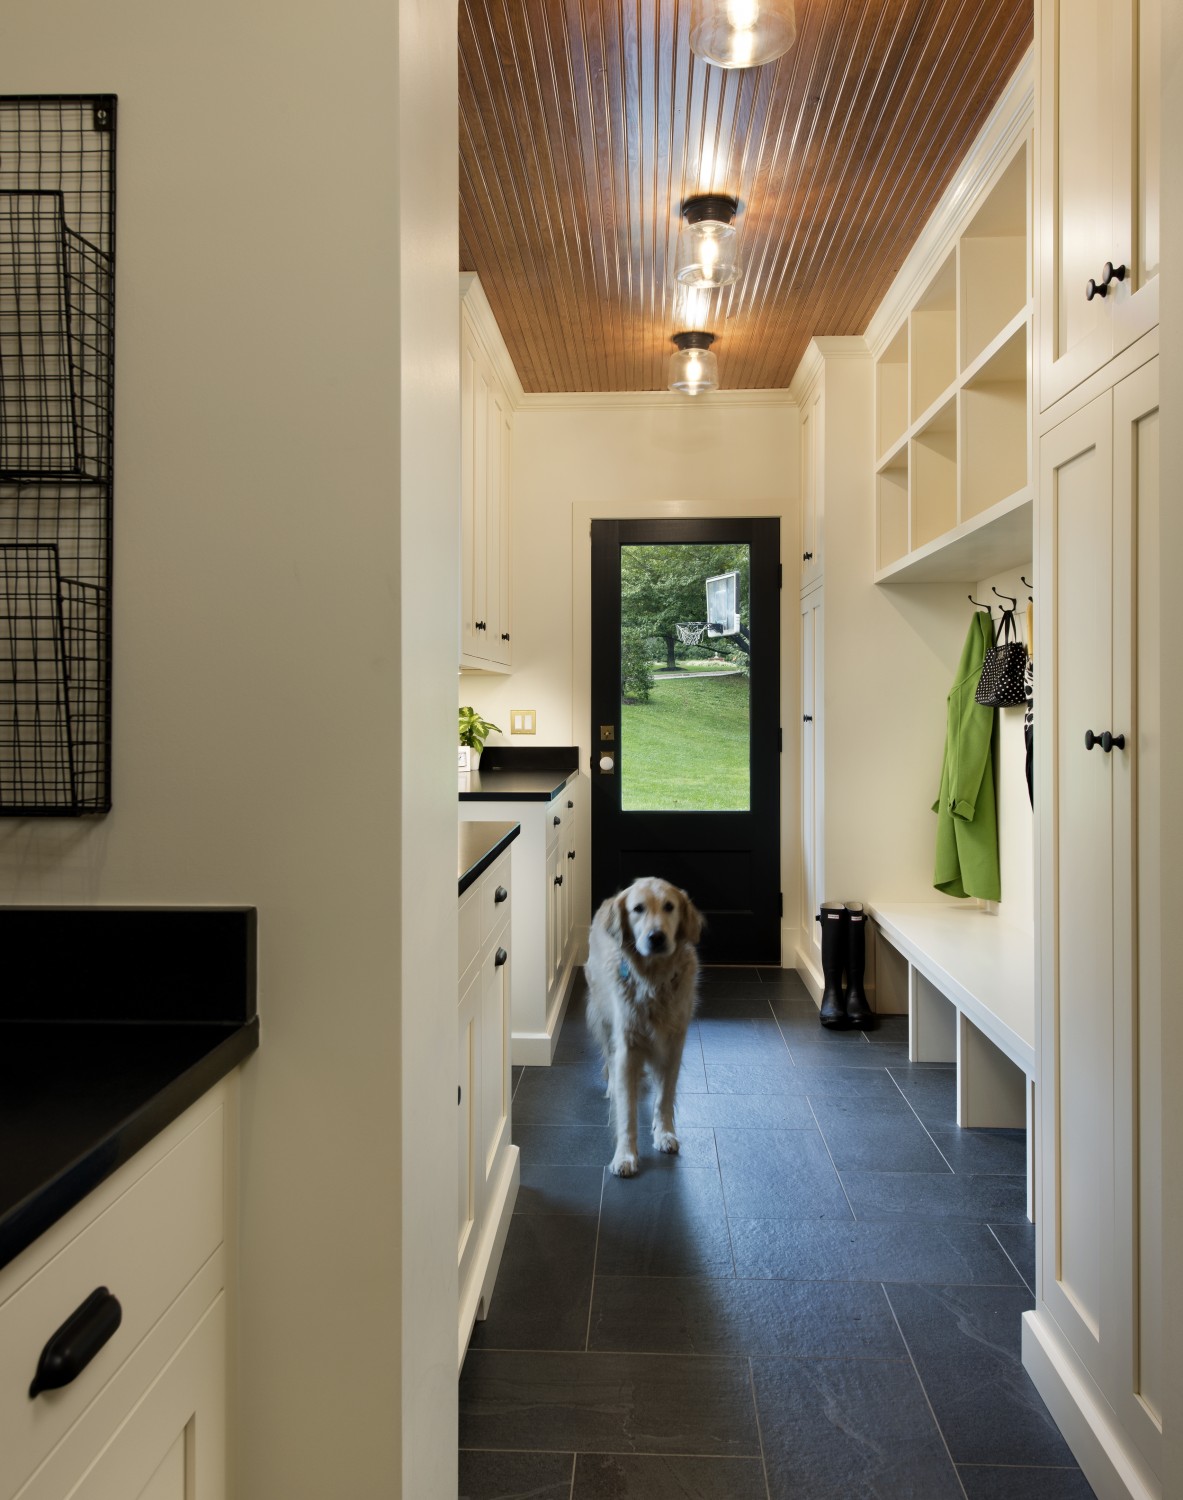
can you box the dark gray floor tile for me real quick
[589,1275,903,1358]
[513,1123,617,1165]
[516,1161,605,1216]
[553,1013,604,1065]
[706,1060,898,1098]
[511,1065,524,1095]
[715,1127,852,1221]
[574,1454,768,1498]
[886,1283,1076,1467]
[696,987,778,1019]
[928,1126,1028,1176]
[459,1349,760,1455]
[771,997,872,1041]
[811,1095,952,1173]
[698,1016,793,1064]
[752,1356,964,1499]
[864,1013,910,1044]
[730,1217,1024,1284]
[676,1029,709,1092]
[458,1449,574,1499]
[989,1221,1036,1293]
[513,1058,612,1126]
[842,1170,1029,1223]
[596,1157,734,1276]
[469,1215,599,1351]
[889,1066,958,1126]
[757,967,811,996]
[789,1041,913,1068]
[675,1089,817,1130]
[958,1464,1098,1499]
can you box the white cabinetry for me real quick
[457,844,519,1368]
[798,587,823,978]
[798,382,823,590]
[460,775,587,1065]
[1026,357,1161,1495]
[1037,0,1159,410]
[460,277,513,672]
[1,1087,231,1500]
[874,133,1034,582]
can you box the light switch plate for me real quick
[510,709,537,734]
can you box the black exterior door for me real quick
[590,517,781,964]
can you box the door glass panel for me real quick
[619,543,751,811]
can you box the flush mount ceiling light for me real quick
[689,0,797,69]
[669,331,719,396]
[676,194,741,289]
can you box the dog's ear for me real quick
[678,889,703,945]
[613,894,636,951]
[601,892,627,944]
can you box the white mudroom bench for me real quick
[869,902,1036,1222]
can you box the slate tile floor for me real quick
[459,968,1095,1500]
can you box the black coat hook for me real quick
[968,594,992,612]
[992,587,1017,609]
[1020,575,1033,600]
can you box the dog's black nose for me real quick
[647,930,667,950]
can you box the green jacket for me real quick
[932,611,1000,900]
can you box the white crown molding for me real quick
[788,335,870,405]
[517,387,796,413]
[862,45,1034,361]
[459,272,525,408]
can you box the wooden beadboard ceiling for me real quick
[459,0,1032,393]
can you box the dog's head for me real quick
[604,877,703,960]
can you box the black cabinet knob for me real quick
[567,800,574,808]
[803,713,813,723]
[1086,261,1127,300]
[554,874,563,887]
[30,1288,122,1398]
[458,1085,462,1105]
[494,946,508,967]
[803,550,813,561]
[568,849,575,859]
[553,814,561,826]
[494,885,508,904]
[501,632,510,641]
[1085,730,1126,753]
[474,620,487,631]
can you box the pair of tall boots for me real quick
[816,901,874,1029]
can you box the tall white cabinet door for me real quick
[799,589,823,970]
[457,966,481,1297]
[1038,390,1115,1372]
[1038,0,1160,411]
[799,386,823,589]
[480,941,511,1191]
[1111,358,1162,1462]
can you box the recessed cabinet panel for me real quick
[1048,397,1113,1349]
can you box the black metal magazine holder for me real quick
[0,96,115,813]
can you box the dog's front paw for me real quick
[610,1150,639,1177]
[654,1130,680,1154]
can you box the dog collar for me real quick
[618,958,630,983]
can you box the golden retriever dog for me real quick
[585,877,703,1177]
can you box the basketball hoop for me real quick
[675,621,708,646]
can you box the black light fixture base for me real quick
[671,330,717,351]
[680,193,739,226]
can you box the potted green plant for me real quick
[458,705,501,772]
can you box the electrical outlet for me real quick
[510,709,537,735]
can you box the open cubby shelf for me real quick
[873,133,1031,584]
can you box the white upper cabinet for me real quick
[460,277,514,672]
[799,383,823,591]
[1038,0,1159,411]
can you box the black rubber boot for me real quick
[843,902,874,1029]
[817,902,847,1028]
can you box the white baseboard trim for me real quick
[459,1144,520,1372]
[511,963,579,1066]
[1022,1311,1161,1500]
[794,940,823,1006]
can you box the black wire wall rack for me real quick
[0,95,115,814]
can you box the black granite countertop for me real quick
[459,821,520,894]
[0,907,259,1272]
[459,745,580,803]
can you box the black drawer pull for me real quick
[494,946,508,967]
[494,885,508,904]
[803,713,813,723]
[554,874,564,887]
[553,814,561,826]
[568,849,575,859]
[30,1287,122,1398]
[1085,729,1125,753]
[501,632,510,641]
[803,550,813,561]
[567,799,574,808]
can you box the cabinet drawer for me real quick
[479,852,511,947]
[546,804,564,850]
[0,1107,224,1495]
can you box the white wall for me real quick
[0,4,460,1497]
[462,394,798,950]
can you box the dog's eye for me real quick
[632,903,645,914]
[663,901,674,912]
